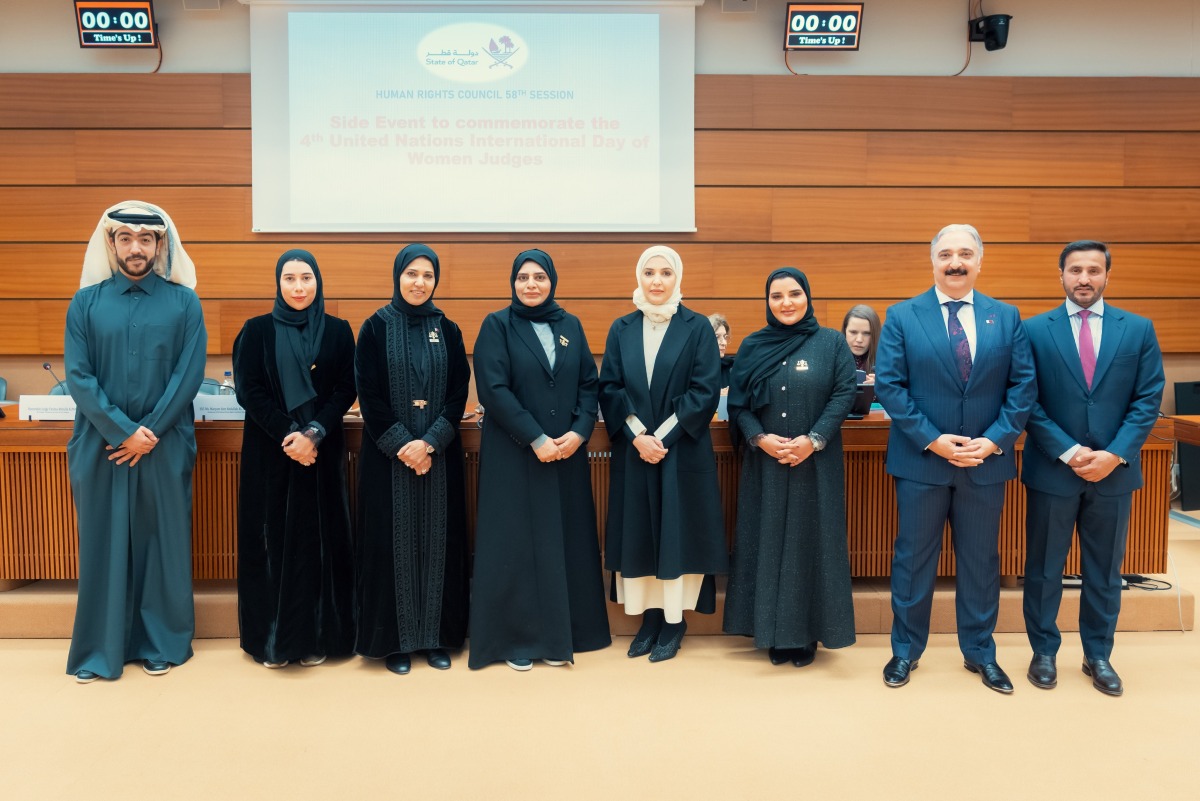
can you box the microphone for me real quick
[42,362,69,395]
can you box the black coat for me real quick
[598,306,729,583]
[232,313,357,663]
[353,308,471,656]
[467,309,611,668]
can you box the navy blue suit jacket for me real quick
[875,288,1037,486]
[1020,302,1164,497]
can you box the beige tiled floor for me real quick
[3,514,1198,800]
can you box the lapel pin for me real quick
[428,329,440,343]
[559,335,569,347]
[795,359,809,371]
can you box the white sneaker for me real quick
[261,660,289,669]
[506,659,534,671]
[542,659,568,667]
[299,655,327,667]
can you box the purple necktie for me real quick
[945,301,972,382]
[1078,309,1096,389]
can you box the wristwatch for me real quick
[425,444,435,454]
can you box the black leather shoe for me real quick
[767,647,791,665]
[882,656,917,687]
[964,660,1014,694]
[385,653,411,675]
[1027,654,1057,689]
[627,614,663,658]
[426,649,452,670]
[791,642,818,668]
[1082,658,1123,696]
[648,620,686,663]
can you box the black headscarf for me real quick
[391,243,443,318]
[271,249,326,419]
[727,267,821,416]
[509,248,565,323]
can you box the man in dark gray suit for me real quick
[875,224,1037,693]
[1021,241,1164,696]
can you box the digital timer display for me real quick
[784,3,863,51]
[75,1,157,49]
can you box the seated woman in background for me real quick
[599,246,728,663]
[708,313,734,420]
[841,304,881,383]
[708,313,735,390]
[468,248,611,671]
[232,249,357,669]
[723,268,858,667]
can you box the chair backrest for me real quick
[0,376,7,401]
[199,377,223,396]
[49,382,69,396]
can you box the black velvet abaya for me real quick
[232,314,357,664]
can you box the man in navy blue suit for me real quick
[1021,241,1164,697]
[875,224,1036,693]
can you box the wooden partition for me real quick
[1,74,1199,358]
[0,416,1175,582]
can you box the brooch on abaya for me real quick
[795,359,809,371]
[428,329,440,343]
[559,335,569,347]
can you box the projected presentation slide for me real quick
[250,7,695,233]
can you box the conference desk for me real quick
[1173,415,1200,448]
[0,414,1174,582]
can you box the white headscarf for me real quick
[79,200,197,289]
[632,245,683,324]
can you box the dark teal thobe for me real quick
[64,271,207,678]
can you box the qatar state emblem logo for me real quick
[484,35,520,69]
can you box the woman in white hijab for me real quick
[597,246,729,662]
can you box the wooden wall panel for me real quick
[0,133,77,185]
[0,74,241,129]
[1011,78,1200,132]
[0,73,1196,364]
[0,131,250,186]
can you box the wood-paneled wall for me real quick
[1,73,1197,356]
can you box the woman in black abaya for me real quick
[233,249,357,668]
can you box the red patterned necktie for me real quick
[945,301,972,382]
[1078,309,1096,389]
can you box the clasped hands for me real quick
[397,439,433,476]
[282,431,318,467]
[929,434,998,468]
[633,433,668,465]
[106,425,158,466]
[1068,445,1120,482]
[534,432,584,463]
[757,433,814,467]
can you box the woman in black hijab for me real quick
[722,268,859,667]
[467,249,611,670]
[353,244,471,675]
[232,249,357,668]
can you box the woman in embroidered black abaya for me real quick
[468,249,611,671]
[598,245,728,663]
[354,244,471,675]
[233,249,357,668]
[722,268,858,667]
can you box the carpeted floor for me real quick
[2,517,1197,800]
